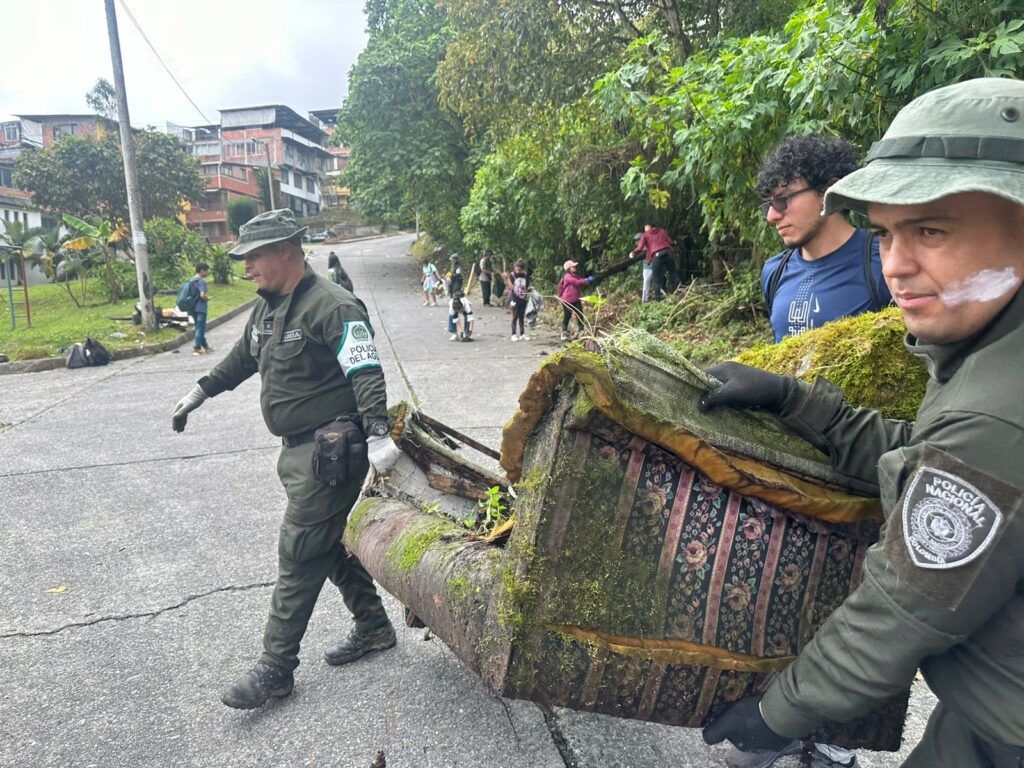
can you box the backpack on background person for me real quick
[175,277,201,313]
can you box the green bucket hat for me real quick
[824,77,1024,215]
[228,208,307,259]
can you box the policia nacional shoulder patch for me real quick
[903,466,1002,570]
[886,444,1018,609]
[336,320,381,376]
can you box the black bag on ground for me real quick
[66,343,88,369]
[84,337,112,366]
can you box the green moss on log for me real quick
[734,308,927,420]
[344,497,386,546]
[385,517,461,573]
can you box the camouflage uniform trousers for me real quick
[260,441,386,672]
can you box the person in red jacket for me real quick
[631,223,677,300]
[556,259,595,340]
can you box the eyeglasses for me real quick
[759,186,820,216]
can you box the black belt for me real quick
[281,431,317,448]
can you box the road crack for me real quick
[0,581,274,639]
[539,704,579,768]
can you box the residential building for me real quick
[178,105,331,242]
[309,108,350,208]
[0,116,73,285]
[13,113,118,148]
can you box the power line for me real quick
[115,0,213,125]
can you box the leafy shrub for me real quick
[227,198,257,235]
[143,217,216,291]
[209,244,233,284]
[410,233,439,263]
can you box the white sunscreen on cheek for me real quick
[939,268,1021,307]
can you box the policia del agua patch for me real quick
[886,445,1019,609]
[335,320,381,376]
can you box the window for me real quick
[305,177,315,193]
[193,142,220,156]
[282,170,292,186]
[53,123,77,139]
[0,168,12,187]
[3,123,18,142]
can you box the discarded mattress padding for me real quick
[345,331,907,750]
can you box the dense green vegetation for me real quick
[14,128,204,223]
[339,0,1024,292]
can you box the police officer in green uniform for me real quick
[170,209,404,709]
[699,78,1024,767]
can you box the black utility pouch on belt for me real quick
[312,421,368,486]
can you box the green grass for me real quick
[0,264,257,361]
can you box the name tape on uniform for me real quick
[902,466,1003,570]
[336,320,381,376]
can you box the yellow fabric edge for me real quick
[500,353,881,524]
[547,624,796,673]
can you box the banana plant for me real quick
[22,228,80,306]
[61,213,129,301]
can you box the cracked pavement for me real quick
[0,234,933,767]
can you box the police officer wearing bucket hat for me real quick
[170,209,402,709]
[700,78,1024,767]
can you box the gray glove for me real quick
[367,434,402,475]
[172,385,208,433]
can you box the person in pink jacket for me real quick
[556,260,595,340]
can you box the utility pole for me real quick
[104,0,157,330]
[254,138,275,209]
[265,143,276,209]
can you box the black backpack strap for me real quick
[862,233,885,311]
[764,249,793,318]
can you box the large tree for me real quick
[13,128,205,222]
[336,0,470,245]
[436,0,626,141]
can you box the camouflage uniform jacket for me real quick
[198,264,388,437]
[762,288,1024,748]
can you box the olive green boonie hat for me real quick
[228,208,307,259]
[824,78,1024,215]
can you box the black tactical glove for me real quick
[702,695,795,753]
[698,362,797,414]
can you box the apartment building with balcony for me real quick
[0,116,83,284]
[177,105,331,242]
[308,108,350,208]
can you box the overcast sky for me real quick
[0,0,368,129]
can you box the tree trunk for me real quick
[657,0,691,61]
[103,251,120,300]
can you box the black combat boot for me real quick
[324,619,396,666]
[220,660,294,709]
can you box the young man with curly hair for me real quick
[757,135,891,343]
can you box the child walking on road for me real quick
[505,260,530,341]
[421,259,440,306]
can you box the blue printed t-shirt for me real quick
[760,228,890,343]
[194,276,209,314]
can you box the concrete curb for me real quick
[0,298,257,377]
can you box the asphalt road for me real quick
[0,233,934,767]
